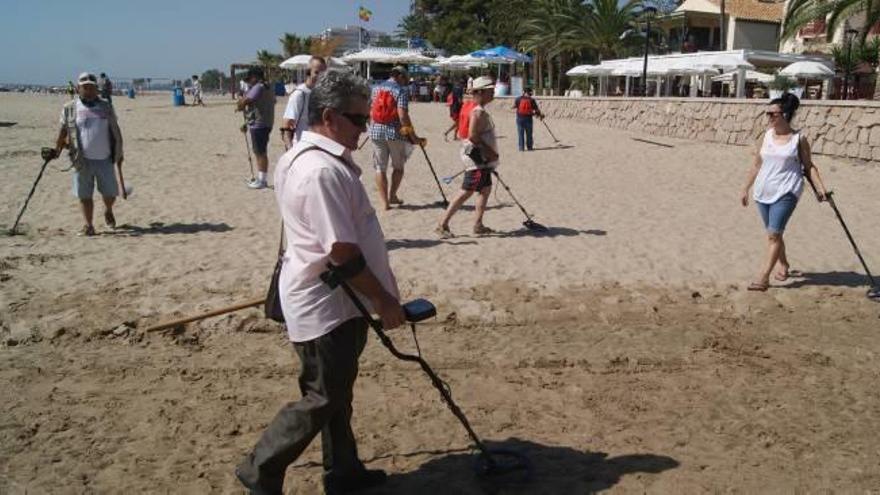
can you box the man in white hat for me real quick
[51,72,124,236]
[436,76,499,237]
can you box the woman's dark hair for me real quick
[769,92,800,122]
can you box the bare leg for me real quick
[79,198,94,227]
[389,169,404,203]
[375,172,390,210]
[775,237,790,279]
[756,233,784,285]
[256,154,269,174]
[474,185,491,228]
[439,190,474,229]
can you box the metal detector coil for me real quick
[321,263,532,483]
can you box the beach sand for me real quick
[1,92,879,493]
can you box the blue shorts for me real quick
[250,127,271,155]
[73,157,118,199]
[756,193,798,234]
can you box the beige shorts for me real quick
[372,139,413,173]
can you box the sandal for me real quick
[104,210,116,229]
[78,225,96,237]
[747,281,769,292]
[435,225,454,239]
[473,224,495,235]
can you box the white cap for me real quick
[77,72,97,86]
[471,76,495,91]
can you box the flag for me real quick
[358,6,372,22]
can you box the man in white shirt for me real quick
[52,72,124,236]
[280,56,327,150]
[236,70,404,495]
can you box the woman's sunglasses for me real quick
[341,112,370,128]
[765,111,782,117]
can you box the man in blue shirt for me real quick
[512,87,543,151]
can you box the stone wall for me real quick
[491,97,880,162]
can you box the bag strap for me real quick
[276,144,341,255]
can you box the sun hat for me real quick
[77,72,97,86]
[471,76,495,91]
[390,65,409,78]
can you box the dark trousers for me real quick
[237,317,369,493]
[516,116,534,151]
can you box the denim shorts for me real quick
[250,127,271,155]
[73,157,118,199]
[756,193,799,234]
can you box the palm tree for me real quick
[279,33,311,58]
[564,0,639,60]
[255,50,283,80]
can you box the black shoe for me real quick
[235,466,281,495]
[323,469,387,494]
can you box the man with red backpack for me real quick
[512,87,543,151]
[369,66,423,210]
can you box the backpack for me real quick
[517,97,533,116]
[457,100,477,140]
[370,87,399,124]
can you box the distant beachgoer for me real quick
[443,77,465,141]
[512,87,544,151]
[436,76,498,238]
[236,67,276,189]
[98,73,113,104]
[280,56,327,150]
[369,65,422,210]
[66,81,75,98]
[51,72,124,236]
[239,78,250,97]
[191,75,204,106]
[740,93,829,291]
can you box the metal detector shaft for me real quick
[491,171,534,221]
[540,119,560,143]
[333,277,494,464]
[418,143,450,206]
[10,156,52,234]
[805,176,877,286]
[242,117,255,180]
[358,136,369,150]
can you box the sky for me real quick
[0,0,411,85]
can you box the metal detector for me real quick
[320,265,532,484]
[442,169,466,185]
[240,121,255,181]
[491,170,549,232]
[7,148,56,235]
[540,119,563,145]
[805,178,879,301]
[417,142,450,208]
[357,136,369,150]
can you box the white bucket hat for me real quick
[471,76,495,91]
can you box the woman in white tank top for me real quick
[740,94,829,291]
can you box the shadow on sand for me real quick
[111,222,233,236]
[485,226,607,239]
[370,438,679,494]
[386,238,477,251]
[780,271,873,289]
[526,145,575,151]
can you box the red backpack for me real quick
[517,97,533,116]
[457,100,477,140]
[370,88,398,124]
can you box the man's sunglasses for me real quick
[341,112,370,128]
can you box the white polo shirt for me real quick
[282,84,311,142]
[274,131,399,342]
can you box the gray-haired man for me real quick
[236,71,403,495]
